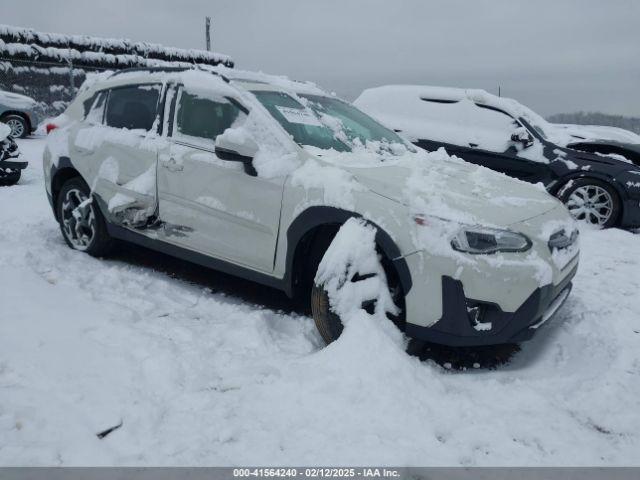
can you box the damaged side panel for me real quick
[69,83,165,227]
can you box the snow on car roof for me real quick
[79,65,326,98]
[356,84,574,147]
[358,85,538,121]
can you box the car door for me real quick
[156,84,285,273]
[73,83,163,226]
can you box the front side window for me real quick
[174,89,246,144]
[105,84,161,131]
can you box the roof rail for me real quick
[110,65,231,83]
[110,66,194,76]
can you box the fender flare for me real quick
[48,156,78,217]
[284,206,413,297]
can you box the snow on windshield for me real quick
[252,90,409,156]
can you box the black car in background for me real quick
[355,86,640,229]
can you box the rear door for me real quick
[156,84,285,272]
[74,83,163,226]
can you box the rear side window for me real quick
[85,91,107,124]
[105,84,161,131]
[174,90,246,143]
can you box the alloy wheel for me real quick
[61,188,96,250]
[566,185,613,227]
[6,118,25,138]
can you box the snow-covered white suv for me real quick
[43,66,579,347]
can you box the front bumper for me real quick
[405,264,577,346]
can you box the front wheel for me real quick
[559,178,620,228]
[56,177,114,256]
[310,220,405,345]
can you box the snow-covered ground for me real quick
[1,138,639,466]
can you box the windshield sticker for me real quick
[275,106,322,127]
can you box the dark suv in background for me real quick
[355,86,640,229]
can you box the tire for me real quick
[0,169,20,186]
[56,177,114,256]
[1,114,29,139]
[559,178,620,228]
[310,240,405,345]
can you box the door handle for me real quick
[161,157,183,172]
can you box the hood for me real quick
[341,154,562,227]
[0,90,37,108]
[552,143,640,173]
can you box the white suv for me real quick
[43,66,579,347]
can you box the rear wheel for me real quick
[56,177,114,256]
[559,178,620,228]
[1,114,28,139]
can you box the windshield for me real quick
[251,90,406,153]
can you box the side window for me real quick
[173,89,246,144]
[105,84,161,131]
[417,98,522,153]
[85,91,107,124]
[465,105,522,153]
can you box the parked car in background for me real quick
[0,89,40,138]
[0,122,27,185]
[43,66,578,348]
[355,86,640,228]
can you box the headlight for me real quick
[451,226,532,254]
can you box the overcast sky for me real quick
[4,0,639,116]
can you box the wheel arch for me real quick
[284,206,412,299]
[50,157,82,220]
[551,172,627,201]
[0,111,31,132]
[552,173,625,226]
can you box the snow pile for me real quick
[214,106,298,179]
[0,121,10,141]
[314,218,401,344]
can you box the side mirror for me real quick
[511,128,534,148]
[214,131,259,176]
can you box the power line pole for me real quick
[205,16,211,51]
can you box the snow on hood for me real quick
[0,90,37,108]
[315,146,560,228]
[554,124,640,144]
